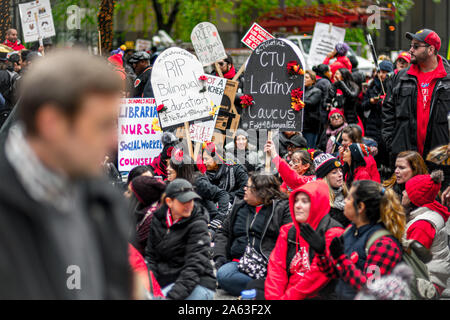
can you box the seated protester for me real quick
[314,153,350,227]
[314,180,405,300]
[225,129,264,173]
[213,173,291,297]
[265,180,344,300]
[317,108,348,156]
[149,131,178,180]
[383,151,429,199]
[145,179,216,300]
[402,170,450,297]
[200,142,248,204]
[342,143,381,188]
[272,131,307,161]
[127,176,166,256]
[338,124,378,159]
[167,148,230,233]
[124,165,155,197]
[265,139,315,194]
[425,143,450,192]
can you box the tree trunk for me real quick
[98,0,115,55]
[0,0,11,43]
[151,0,180,33]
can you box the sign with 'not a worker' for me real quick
[241,38,305,131]
[151,47,213,129]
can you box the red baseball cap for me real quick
[406,29,441,51]
[396,51,411,63]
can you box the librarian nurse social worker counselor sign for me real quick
[241,38,305,131]
[118,98,163,172]
[151,47,214,130]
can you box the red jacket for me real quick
[272,155,316,193]
[323,55,353,80]
[265,181,344,300]
[346,155,380,183]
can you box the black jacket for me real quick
[213,199,292,267]
[303,85,323,133]
[206,163,248,203]
[133,66,152,98]
[382,57,450,157]
[194,173,230,220]
[0,149,131,299]
[328,80,360,124]
[145,203,216,300]
[315,77,332,125]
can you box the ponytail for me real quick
[380,187,406,241]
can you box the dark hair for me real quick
[342,124,363,144]
[337,68,355,86]
[312,64,330,78]
[249,172,288,205]
[127,165,154,186]
[17,49,123,136]
[224,54,233,66]
[293,149,315,175]
[169,158,195,183]
[348,55,358,69]
[351,180,405,240]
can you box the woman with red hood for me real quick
[265,180,344,300]
[402,170,450,297]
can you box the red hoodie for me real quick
[272,155,316,193]
[323,55,353,79]
[265,180,344,300]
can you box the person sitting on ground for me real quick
[313,180,405,300]
[264,180,344,300]
[402,170,450,298]
[225,129,264,173]
[149,131,178,180]
[213,173,291,297]
[317,108,348,156]
[425,143,450,192]
[342,143,381,188]
[145,179,216,300]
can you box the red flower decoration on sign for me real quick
[287,60,305,76]
[199,75,208,81]
[157,104,167,112]
[240,94,254,109]
[291,88,305,112]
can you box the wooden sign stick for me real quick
[215,61,224,77]
[184,122,194,160]
[194,142,202,163]
[98,30,102,56]
[265,130,273,173]
[232,57,249,81]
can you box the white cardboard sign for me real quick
[307,22,346,68]
[191,22,227,66]
[19,0,56,43]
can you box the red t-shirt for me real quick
[407,56,447,155]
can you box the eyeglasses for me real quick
[330,115,343,120]
[218,61,227,66]
[410,43,430,50]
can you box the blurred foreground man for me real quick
[0,49,132,299]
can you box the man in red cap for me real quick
[394,51,411,74]
[382,29,450,163]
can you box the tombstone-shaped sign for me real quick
[240,38,305,132]
[191,22,227,67]
[151,47,213,129]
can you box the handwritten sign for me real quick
[135,39,152,51]
[241,38,305,131]
[151,47,213,129]
[118,98,163,172]
[308,22,346,69]
[241,22,274,51]
[19,0,56,43]
[189,75,226,142]
[191,22,227,66]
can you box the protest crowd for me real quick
[1,19,450,302]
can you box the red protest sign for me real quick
[241,22,274,50]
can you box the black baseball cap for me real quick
[406,29,441,51]
[166,179,201,203]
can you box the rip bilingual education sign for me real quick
[189,74,226,143]
[241,38,305,131]
[191,22,227,67]
[151,47,214,130]
[118,98,163,172]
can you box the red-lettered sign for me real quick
[241,22,274,50]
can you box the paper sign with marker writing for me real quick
[191,22,227,66]
[307,22,346,69]
[151,47,214,129]
[118,98,163,172]
[19,0,56,43]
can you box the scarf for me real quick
[332,187,345,210]
[222,65,236,79]
[206,164,235,193]
[326,122,348,153]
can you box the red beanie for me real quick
[328,108,345,121]
[405,170,444,207]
